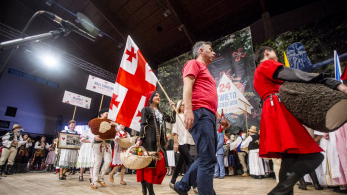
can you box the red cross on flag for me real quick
[108,36,157,131]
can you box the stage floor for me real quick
[0,172,340,195]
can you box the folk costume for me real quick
[33,140,50,170]
[16,138,32,164]
[91,108,113,188]
[334,123,347,190]
[229,132,248,176]
[0,124,26,175]
[76,128,95,169]
[76,128,95,182]
[45,142,57,171]
[109,129,132,185]
[241,126,265,179]
[58,129,78,179]
[137,91,176,195]
[254,59,341,194]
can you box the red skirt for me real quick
[259,95,323,158]
[136,151,166,185]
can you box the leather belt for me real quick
[263,93,281,106]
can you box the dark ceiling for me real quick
[0,0,322,75]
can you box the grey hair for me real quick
[192,41,212,59]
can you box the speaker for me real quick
[5,106,17,117]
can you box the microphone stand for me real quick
[0,28,70,81]
[0,28,69,51]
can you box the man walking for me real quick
[173,41,230,195]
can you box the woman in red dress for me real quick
[253,46,347,195]
[135,91,176,195]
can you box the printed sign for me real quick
[62,91,91,109]
[86,75,114,97]
[58,132,81,150]
[217,74,252,114]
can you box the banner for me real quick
[62,91,91,109]
[86,75,114,97]
[217,74,252,114]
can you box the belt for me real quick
[263,93,281,106]
[94,140,111,144]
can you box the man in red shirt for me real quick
[173,41,230,195]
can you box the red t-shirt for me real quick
[183,59,217,114]
[253,60,284,99]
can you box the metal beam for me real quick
[189,0,226,21]
[196,0,254,30]
[121,0,152,22]
[165,0,194,45]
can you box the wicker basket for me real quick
[117,136,138,148]
[120,146,153,169]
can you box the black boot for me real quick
[146,182,155,195]
[309,171,323,190]
[298,177,307,190]
[0,165,4,175]
[141,181,147,195]
[5,165,13,175]
[268,171,302,195]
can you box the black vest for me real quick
[248,134,260,150]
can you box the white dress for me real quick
[59,129,79,168]
[241,135,265,176]
[111,130,131,166]
[76,129,95,168]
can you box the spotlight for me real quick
[164,9,171,17]
[46,0,54,6]
[178,24,184,31]
[41,55,58,67]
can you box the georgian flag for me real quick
[108,36,157,131]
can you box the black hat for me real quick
[98,108,109,117]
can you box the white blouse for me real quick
[171,113,195,145]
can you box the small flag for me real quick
[341,61,347,81]
[284,52,290,67]
[334,50,342,82]
[219,109,224,133]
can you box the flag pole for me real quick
[72,106,77,120]
[157,81,186,129]
[99,94,104,112]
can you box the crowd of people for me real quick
[0,42,347,195]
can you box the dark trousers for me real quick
[269,152,324,194]
[33,156,43,169]
[171,144,196,188]
[175,108,217,195]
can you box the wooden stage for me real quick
[0,172,340,195]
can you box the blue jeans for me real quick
[214,154,225,177]
[175,108,217,195]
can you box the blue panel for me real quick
[47,81,59,88]
[36,77,47,84]
[22,73,35,81]
[8,68,22,76]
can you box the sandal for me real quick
[59,174,65,180]
[79,176,84,182]
[120,181,127,185]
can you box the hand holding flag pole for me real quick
[156,81,188,131]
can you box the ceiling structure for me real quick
[0,0,327,75]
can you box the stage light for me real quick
[41,55,58,67]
